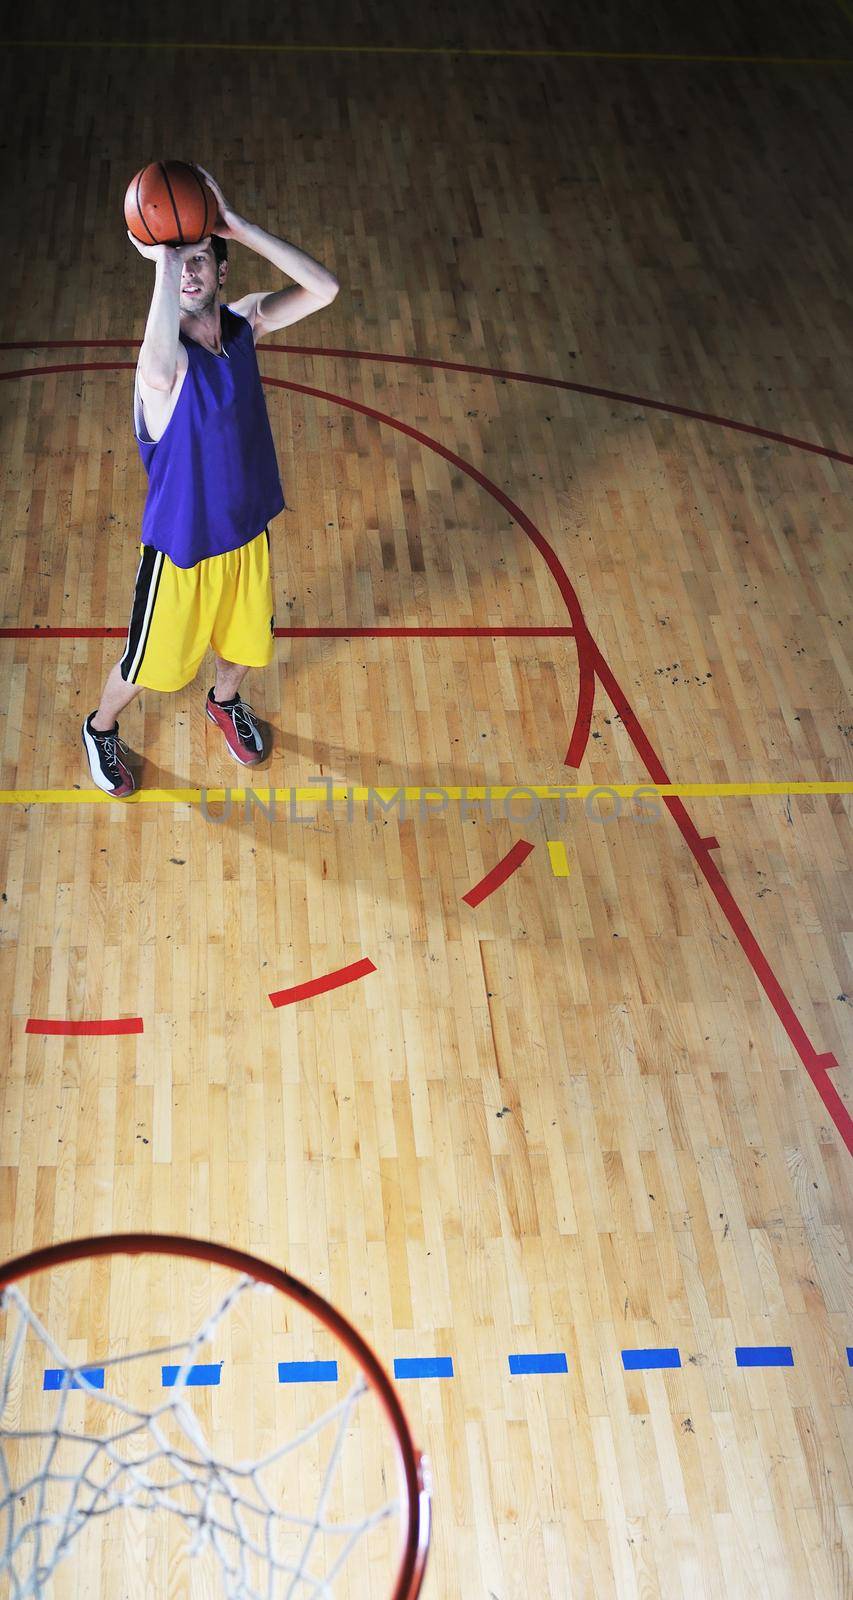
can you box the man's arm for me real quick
[196,167,339,340]
[129,235,196,390]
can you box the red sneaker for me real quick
[205,690,265,764]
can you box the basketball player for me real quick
[82,166,339,797]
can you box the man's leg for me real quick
[91,662,144,731]
[206,532,273,765]
[82,543,200,797]
[206,656,265,764]
[211,656,249,704]
[82,663,141,798]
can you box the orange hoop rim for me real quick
[0,1232,431,1600]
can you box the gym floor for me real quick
[1,3,851,1595]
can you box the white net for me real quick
[0,1267,403,1599]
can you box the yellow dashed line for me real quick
[546,841,571,877]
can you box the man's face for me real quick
[179,242,225,315]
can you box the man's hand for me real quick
[192,166,238,237]
[185,170,340,335]
[127,231,210,264]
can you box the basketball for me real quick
[124,161,218,247]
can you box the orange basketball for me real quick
[124,161,218,247]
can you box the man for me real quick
[82,165,339,797]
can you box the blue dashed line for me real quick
[162,1363,223,1387]
[621,1349,682,1370]
[394,1357,454,1380]
[509,1353,568,1375]
[43,1367,104,1391]
[38,1340,836,1392]
[735,1347,794,1368]
[278,1360,338,1383]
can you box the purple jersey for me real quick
[136,306,285,568]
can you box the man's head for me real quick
[179,237,228,316]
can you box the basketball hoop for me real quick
[0,1234,431,1598]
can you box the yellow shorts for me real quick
[119,530,275,692]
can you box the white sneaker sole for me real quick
[81,722,135,797]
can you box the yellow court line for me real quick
[1,40,851,66]
[0,782,851,806]
[546,841,571,877]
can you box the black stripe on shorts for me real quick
[119,546,165,682]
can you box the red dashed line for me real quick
[269,958,377,1008]
[462,841,535,908]
[26,1018,144,1036]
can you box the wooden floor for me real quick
[1,4,852,1596]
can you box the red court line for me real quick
[274,626,574,637]
[0,341,143,347]
[4,360,849,1152]
[269,957,376,1008]
[2,342,849,464]
[565,627,597,767]
[590,648,848,1141]
[462,840,535,907]
[266,348,853,465]
[26,1017,144,1036]
[1,627,127,638]
[0,625,574,640]
[256,371,849,1151]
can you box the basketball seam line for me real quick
[188,164,214,237]
[159,162,184,245]
[135,171,158,245]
